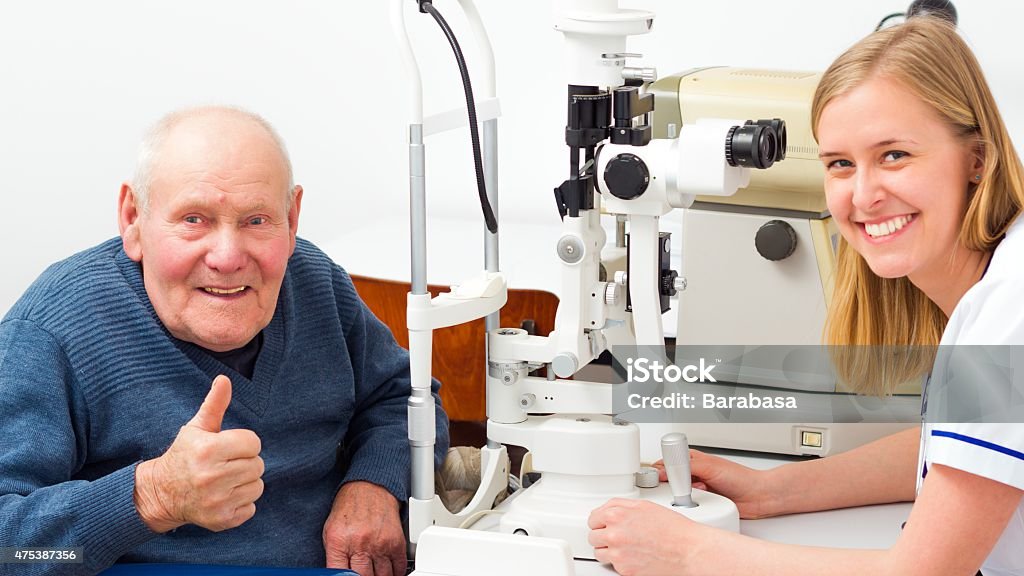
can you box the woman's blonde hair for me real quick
[811,17,1024,394]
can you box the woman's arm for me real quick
[767,426,921,515]
[589,462,1023,576]
[674,427,921,518]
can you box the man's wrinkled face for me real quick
[120,116,301,352]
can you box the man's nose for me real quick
[851,167,886,212]
[205,228,247,273]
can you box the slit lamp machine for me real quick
[391,1,908,573]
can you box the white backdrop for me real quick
[2,1,1022,316]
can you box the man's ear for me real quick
[288,184,303,253]
[119,182,144,262]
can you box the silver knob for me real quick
[557,235,585,264]
[551,353,578,378]
[622,66,658,84]
[602,52,643,60]
[634,466,660,488]
[674,276,687,293]
[661,432,696,508]
[614,270,628,286]
[489,361,526,385]
[520,393,536,409]
[605,282,621,306]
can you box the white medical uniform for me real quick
[918,216,1024,576]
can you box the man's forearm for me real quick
[0,465,157,576]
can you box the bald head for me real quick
[132,106,295,213]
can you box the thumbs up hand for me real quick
[133,375,265,533]
[187,373,233,433]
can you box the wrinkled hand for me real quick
[324,481,406,576]
[654,449,774,519]
[588,498,707,576]
[133,375,265,533]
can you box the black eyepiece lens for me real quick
[752,118,787,162]
[726,123,777,170]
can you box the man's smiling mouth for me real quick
[202,286,248,295]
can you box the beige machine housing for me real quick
[653,67,827,214]
[648,67,918,456]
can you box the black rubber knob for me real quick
[660,270,679,297]
[755,220,798,261]
[907,0,958,24]
[603,153,650,200]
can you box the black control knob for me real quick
[755,220,798,261]
[907,0,958,24]
[603,153,650,200]
[660,269,679,297]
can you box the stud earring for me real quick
[974,174,982,181]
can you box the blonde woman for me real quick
[588,17,1024,576]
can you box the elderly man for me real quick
[0,106,448,575]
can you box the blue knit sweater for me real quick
[0,238,449,575]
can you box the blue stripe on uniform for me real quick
[931,430,1024,461]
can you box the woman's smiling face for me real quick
[818,75,981,281]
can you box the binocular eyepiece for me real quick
[725,118,787,170]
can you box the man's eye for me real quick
[249,217,266,226]
[184,216,202,224]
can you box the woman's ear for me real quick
[971,141,986,177]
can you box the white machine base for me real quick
[411,483,738,575]
[499,481,738,559]
[412,526,577,576]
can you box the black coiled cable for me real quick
[419,1,498,233]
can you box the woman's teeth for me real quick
[865,215,914,238]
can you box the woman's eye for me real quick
[883,151,908,162]
[184,216,202,224]
[827,159,853,169]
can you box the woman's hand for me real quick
[588,498,719,576]
[654,449,779,519]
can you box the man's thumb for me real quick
[188,375,232,432]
